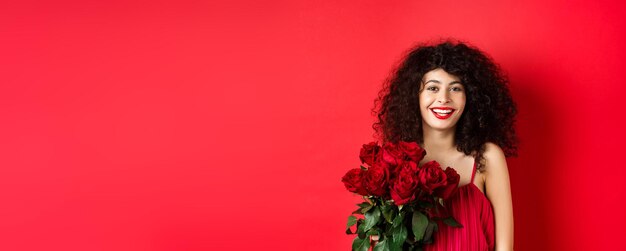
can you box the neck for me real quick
[421,124,457,155]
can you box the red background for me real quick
[1,0,625,250]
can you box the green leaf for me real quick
[373,238,390,251]
[358,200,374,214]
[352,236,370,251]
[361,204,374,214]
[347,216,358,227]
[357,202,372,208]
[362,206,381,232]
[390,224,407,250]
[423,220,436,243]
[381,203,395,224]
[389,242,403,251]
[367,228,379,236]
[357,223,367,239]
[392,211,405,228]
[411,211,428,242]
[443,217,463,228]
[352,208,364,215]
[346,215,358,234]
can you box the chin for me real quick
[423,120,459,131]
[433,126,456,131]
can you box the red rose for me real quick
[418,161,447,195]
[341,168,368,196]
[398,141,426,162]
[434,167,461,200]
[359,142,380,167]
[390,161,420,205]
[373,153,395,180]
[380,142,404,166]
[362,163,390,197]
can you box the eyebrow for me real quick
[424,80,463,85]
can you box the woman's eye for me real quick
[427,86,438,91]
[451,87,463,92]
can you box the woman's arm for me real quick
[483,142,514,251]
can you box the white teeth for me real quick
[432,109,452,114]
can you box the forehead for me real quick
[422,68,462,84]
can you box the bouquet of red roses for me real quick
[342,141,463,251]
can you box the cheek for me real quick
[456,94,466,108]
[457,105,466,115]
[418,97,428,116]
[419,100,431,114]
[418,94,433,106]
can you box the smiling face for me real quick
[419,68,466,132]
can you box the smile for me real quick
[430,107,455,119]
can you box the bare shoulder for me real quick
[483,142,507,173]
[481,142,515,249]
[481,142,511,197]
[473,142,508,192]
[484,142,505,158]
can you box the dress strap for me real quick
[470,157,477,183]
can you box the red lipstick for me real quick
[430,107,455,120]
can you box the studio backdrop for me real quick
[1,0,625,250]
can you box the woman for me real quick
[371,40,517,250]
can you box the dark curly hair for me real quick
[372,40,518,172]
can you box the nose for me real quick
[437,91,451,104]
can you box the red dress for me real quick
[424,159,496,251]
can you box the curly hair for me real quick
[371,40,518,172]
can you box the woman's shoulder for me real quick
[483,142,505,157]
[471,142,505,164]
[481,142,508,175]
